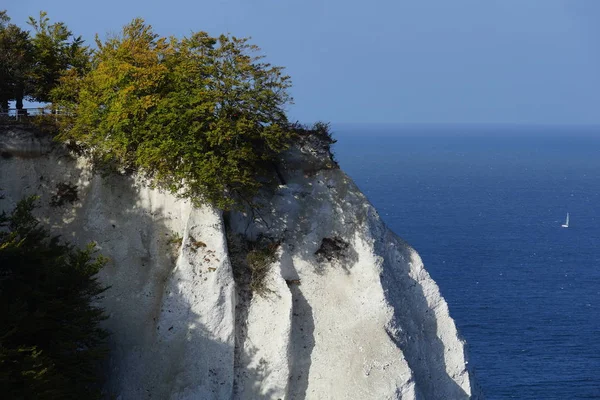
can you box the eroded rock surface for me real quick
[0,126,479,399]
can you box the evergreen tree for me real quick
[26,11,90,104]
[0,11,33,111]
[0,10,89,110]
[0,197,108,399]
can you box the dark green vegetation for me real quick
[0,11,88,111]
[1,10,334,209]
[246,241,279,295]
[226,232,279,297]
[0,196,108,399]
[0,9,335,398]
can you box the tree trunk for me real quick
[15,83,24,110]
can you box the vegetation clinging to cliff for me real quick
[53,18,293,209]
[0,196,108,399]
[2,11,336,209]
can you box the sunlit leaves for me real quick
[57,19,293,209]
[0,10,89,108]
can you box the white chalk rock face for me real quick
[0,127,478,399]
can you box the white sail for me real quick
[562,212,569,228]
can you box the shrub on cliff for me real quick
[246,241,279,295]
[0,196,108,399]
[53,19,293,209]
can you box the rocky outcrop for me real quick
[0,126,478,399]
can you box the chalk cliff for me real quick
[0,126,478,399]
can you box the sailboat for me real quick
[561,212,569,228]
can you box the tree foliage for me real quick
[26,11,90,103]
[55,19,293,209]
[0,11,33,110]
[0,197,108,399]
[0,10,87,109]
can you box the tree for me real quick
[26,11,90,103]
[55,19,293,209]
[0,10,89,110]
[0,11,33,110]
[0,196,108,399]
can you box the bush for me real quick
[246,242,278,295]
[0,196,108,399]
[227,231,279,297]
[287,121,336,144]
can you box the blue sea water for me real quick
[333,124,600,399]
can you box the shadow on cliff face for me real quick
[224,161,361,398]
[226,138,474,399]
[229,172,361,272]
[277,247,316,400]
[285,284,315,400]
[226,231,316,400]
[379,232,471,400]
[0,140,239,399]
[284,168,472,399]
[233,344,282,399]
[0,130,329,399]
[52,171,239,399]
[227,230,290,399]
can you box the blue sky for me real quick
[6,1,600,124]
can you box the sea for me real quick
[332,124,600,400]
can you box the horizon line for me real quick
[329,122,600,127]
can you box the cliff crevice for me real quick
[0,126,478,399]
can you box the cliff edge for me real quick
[0,126,479,399]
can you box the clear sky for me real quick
[6,1,600,124]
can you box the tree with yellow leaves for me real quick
[55,19,293,209]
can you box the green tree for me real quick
[0,10,89,110]
[56,19,293,209]
[0,10,33,111]
[0,196,108,399]
[26,11,90,104]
